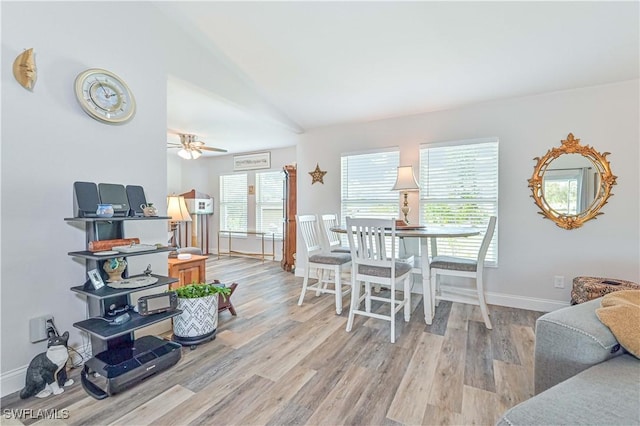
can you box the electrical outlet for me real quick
[29,315,53,343]
[554,275,565,289]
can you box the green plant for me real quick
[174,282,231,300]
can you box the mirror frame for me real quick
[528,133,617,230]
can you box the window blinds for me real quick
[256,171,284,238]
[220,174,248,232]
[341,149,400,221]
[419,139,499,264]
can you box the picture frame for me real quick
[233,152,271,171]
[87,268,105,290]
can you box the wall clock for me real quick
[74,68,136,125]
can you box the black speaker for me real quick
[126,185,147,217]
[73,181,100,218]
[98,183,130,217]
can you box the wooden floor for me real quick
[1,256,542,426]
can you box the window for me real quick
[419,139,499,264]
[220,174,247,232]
[341,149,400,221]
[256,171,284,237]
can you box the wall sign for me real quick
[234,152,271,171]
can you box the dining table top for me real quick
[331,225,480,238]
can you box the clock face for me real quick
[74,69,136,124]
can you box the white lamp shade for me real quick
[392,165,420,191]
[178,149,191,160]
[167,195,192,222]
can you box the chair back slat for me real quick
[297,215,323,255]
[346,217,396,269]
[320,213,343,251]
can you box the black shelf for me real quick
[68,246,174,260]
[64,216,171,222]
[73,309,182,340]
[71,274,178,300]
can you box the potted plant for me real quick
[172,282,231,348]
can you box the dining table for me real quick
[331,225,480,325]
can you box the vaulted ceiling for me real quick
[160,1,639,156]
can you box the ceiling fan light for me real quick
[191,150,202,159]
[178,149,191,160]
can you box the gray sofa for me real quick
[497,297,640,425]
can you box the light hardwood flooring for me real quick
[1,256,542,425]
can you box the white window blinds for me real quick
[256,171,284,238]
[220,174,247,232]
[419,139,499,264]
[341,149,400,221]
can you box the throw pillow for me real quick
[596,290,640,359]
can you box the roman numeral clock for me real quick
[74,68,136,125]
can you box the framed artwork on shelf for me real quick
[87,268,105,290]
[234,152,271,171]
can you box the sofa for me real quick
[497,297,640,425]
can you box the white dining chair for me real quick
[319,213,351,253]
[296,214,352,315]
[345,217,412,343]
[429,216,497,329]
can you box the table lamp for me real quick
[167,195,192,255]
[392,165,420,224]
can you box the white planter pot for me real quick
[173,295,219,338]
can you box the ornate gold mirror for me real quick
[528,133,617,230]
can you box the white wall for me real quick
[1,1,291,397]
[297,80,640,310]
[167,146,297,258]
[0,2,172,395]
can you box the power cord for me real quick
[46,318,86,368]
[46,318,59,338]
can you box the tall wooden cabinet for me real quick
[281,165,297,271]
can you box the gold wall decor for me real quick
[309,163,327,184]
[13,48,37,91]
[528,133,617,230]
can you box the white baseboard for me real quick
[0,365,28,398]
[0,342,92,398]
[294,267,568,313]
[485,291,569,312]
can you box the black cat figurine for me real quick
[20,331,74,399]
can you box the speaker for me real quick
[73,181,100,218]
[126,185,147,217]
[98,183,130,217]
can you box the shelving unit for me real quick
[65,216,180,354]
[66,215,183,399]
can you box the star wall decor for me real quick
[309,163,327,184]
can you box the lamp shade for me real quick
[392,165,420,191]
[167,195,192,222]
[178,149,191,160]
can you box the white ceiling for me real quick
[162,1,639,156]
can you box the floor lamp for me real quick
[167,195,192,256]
[392,165,420,224]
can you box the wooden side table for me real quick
[167,255,208,289]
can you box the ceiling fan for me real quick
[167,133,227,160]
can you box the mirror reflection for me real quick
[542,154,599,216]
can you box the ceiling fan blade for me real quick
[199,146,228,153]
